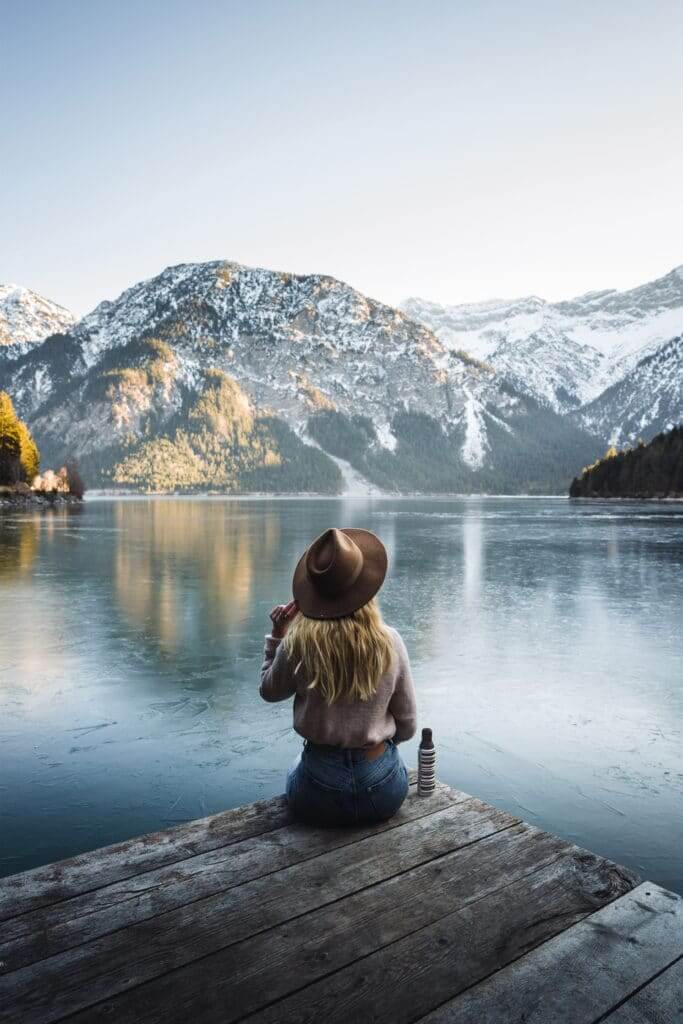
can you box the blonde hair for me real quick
[283,597,394,705]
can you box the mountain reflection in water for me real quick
[113,501,282,652]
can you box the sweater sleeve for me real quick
[259,635,297,703]
[388,631,418,743]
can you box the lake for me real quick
[1,496,681,893]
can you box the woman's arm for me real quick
[388,631,418,742]
[258,601,299,703]
[259,637,296,702]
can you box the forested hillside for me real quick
[569,426,683,498]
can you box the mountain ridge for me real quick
[401,265,683,418]
[0,259,679,495]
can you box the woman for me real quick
[259,527,417,826]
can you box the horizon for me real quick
[3,0,683,315]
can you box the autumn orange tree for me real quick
[0,391,40,485]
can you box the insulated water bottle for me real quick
[418,727,436,796]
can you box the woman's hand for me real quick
[269,599,299,639]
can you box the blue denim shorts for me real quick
[285,738,409,827]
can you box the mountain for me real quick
[578,334,682,445]
[0,284,75,350]
[402,266,683,416]
[0,261,601,494]
[570,425,683,499]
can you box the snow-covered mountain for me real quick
[6,261,454,428]
[578,334,682,445]
[0,261,601,494]
[0,284,75,350]
[402,266,683,415]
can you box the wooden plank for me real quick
[1,771,422,948]
[0,767,419,921]
[1,780,466,972]
[0,793,292,923]
[0,796,517,1024]
[601,957,683,1023]
[54,822,578,1024]
[414,883,682,1023]
[242,848,638,1024]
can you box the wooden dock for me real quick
[1,770,681,1023]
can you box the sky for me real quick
[2,0,682,316]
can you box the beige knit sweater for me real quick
[259,626,417,749]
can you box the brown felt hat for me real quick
[292,528,388,619]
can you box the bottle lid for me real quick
[420,727,434,749]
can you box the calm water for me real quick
[1,497,681,892]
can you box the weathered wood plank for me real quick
[0,794,292,923]
[602,956,683,1023]
[242,850,638,1024]
[0,767,419,921]
[1,780,465,972]
[56,823,578,1024]
[414,883,682,1024]
[0,796,518,1024]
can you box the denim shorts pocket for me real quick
[290,764,353,826]
[363,741,395,786]
[300,763,346,793]
[365,761,409,821]
[366,757,400,792]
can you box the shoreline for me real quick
[85,490,571,500]
[3,489,681,506]
[82,491,683,502]
[0,493,84,510]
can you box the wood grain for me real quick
[243,849,638,1024]
[1,778,457,972]
[0,794,293,923]
[415,883,682,1023]
[601,956,683,1023]
[0,768,418,922]
[0,774,667,1024]
[56,823,574,1024]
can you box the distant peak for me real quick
[0,283,75,346]
[402,293,546,315]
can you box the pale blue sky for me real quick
[2,0,682,315]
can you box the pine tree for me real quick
[569,426,682,498]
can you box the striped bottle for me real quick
[417,727,436,797]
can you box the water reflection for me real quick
[0,517,39,580]
[462,514,483,606]
[113,501,282,652]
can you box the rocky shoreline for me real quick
[0,489,83,510]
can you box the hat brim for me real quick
[292,528,388,619]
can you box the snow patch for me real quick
[376,422,397,451]
[461,388,488,469]
[301,430,384,496]
[327,453,386,496]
